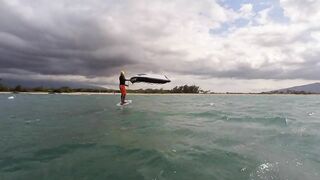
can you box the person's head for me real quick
[120,71,125,76]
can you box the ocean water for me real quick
[0,94,320,180]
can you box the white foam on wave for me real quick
[8,96,14,99]
[250,162,280,180]
[296,162,303,167]
[241,167,247,172]
[25,119,41,124]
[307,112,315,116]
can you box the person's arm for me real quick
[125,78,130,87]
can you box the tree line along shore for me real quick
[0,82,318,95]
[0,84,207,94]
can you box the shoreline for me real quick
[0,92,319,95]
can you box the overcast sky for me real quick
[0,0,319,92]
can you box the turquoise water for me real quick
[0,94,320,180]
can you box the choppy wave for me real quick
[1,94,320,180]
[188,110,288,127]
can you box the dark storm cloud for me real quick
[157,56,320,80]
[0,0,135,79]
[167,60,283,79]
[0,76,100,89]
[285,52,320,80]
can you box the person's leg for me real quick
[123,86,127,103]
[120,85,125,104]
[121,94,125,104]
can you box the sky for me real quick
[0,0,319,92]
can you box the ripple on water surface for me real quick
[0,94,320,180]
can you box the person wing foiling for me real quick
[119,71,130,105]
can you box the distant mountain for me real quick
[268,83,320,94]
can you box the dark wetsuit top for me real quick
[119,75,126,85]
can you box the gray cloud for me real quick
[0,76,101,89]
[0,0,319,89]
[0,0,136,79]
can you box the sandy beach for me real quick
[1,91,318,96]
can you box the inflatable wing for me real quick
[130,74,171,84]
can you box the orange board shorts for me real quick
[120,85,126,95]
